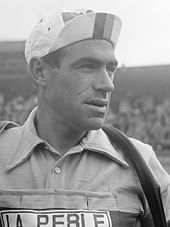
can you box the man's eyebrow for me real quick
[70,57,118,68]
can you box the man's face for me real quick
[44,39,117,131]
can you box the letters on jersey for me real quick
[0,209,111,227]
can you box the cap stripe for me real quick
[110,16,122,47]
[103,14,115,40]
[92,13,107,38]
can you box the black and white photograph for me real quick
[0,0,170,226]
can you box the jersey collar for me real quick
[6,108,129,171]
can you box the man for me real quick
[0,9,169,227]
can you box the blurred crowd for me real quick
[0,93,37,125]
[0,93,170,151]
[106,94,170,151]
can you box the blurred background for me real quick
[0,0,170,172]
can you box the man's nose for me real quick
[93,70,115,92]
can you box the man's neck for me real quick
[35,108,87,156]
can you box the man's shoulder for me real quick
[0,121,20,133]
[128,137,155,164]
[0,121,23,150]
[102,127,155,164]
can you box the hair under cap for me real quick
[25,9,122,64]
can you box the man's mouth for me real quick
[85,99,109,108]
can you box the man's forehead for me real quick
[64,39,116,62]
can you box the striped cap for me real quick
[25,10,122,63]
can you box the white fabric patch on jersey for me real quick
[0,209,112,227]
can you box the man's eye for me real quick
[106,64,117,73]
[80,64,96,70]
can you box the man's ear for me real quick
[29,58,47,87]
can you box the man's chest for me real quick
[0,151,145,226]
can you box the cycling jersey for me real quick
[0,108,170,226]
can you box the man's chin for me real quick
[85,117,105,130]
